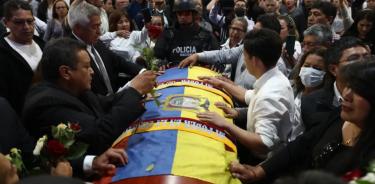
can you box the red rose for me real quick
[47,140,67,158]
[342,168,362,182]
[69,123,81,132]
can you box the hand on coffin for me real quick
[92,148,128,176]
[215,102,238,119]
[229,161,265,183]
[178,53,199,68]
[197,111,229,128]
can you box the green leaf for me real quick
[59,131,75,148]
[146,164,154,172]
[368,160,375,172]
[356,180,374,184]
[65,142,89,160]
[51,126,58,139]
[62,139,75,149]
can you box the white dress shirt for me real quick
[333,81,343,107]
[245,67,294,150]
[290,92,305,141]
[109,27,148,62]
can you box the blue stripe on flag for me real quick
[111,130,178,182]
[157,67,188,83]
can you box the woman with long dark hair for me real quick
[344,9,375,53]
[290,47,328,141]
[339,59,375,171]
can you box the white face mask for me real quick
[299,66,326,88]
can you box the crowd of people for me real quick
[0,0,374,183]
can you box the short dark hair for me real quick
[310,1,337,23]
[41,38,87,82]
[151,14,165,26]
[256,14,281,34]
[326,36,368,65]
[243,28,282,68]
[3,0,33,20]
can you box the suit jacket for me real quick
[300,86,336,131]
[260,87,342,181]
[261,107,342,181]
[69,34,143,95]
[0,97,34,154]
[22,82,145,155]
[0,34,45,115]
[92,40,144,95]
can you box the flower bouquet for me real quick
[33,123,88,169]
[345,161,375,184]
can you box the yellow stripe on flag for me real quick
[172,131,241,184]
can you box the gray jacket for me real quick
[197,45,256,90]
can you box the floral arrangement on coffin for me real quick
[33,123,89,169]
[5,148,26,173]
[135,46,161,106]
[343,161,375,184]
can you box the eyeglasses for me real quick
[339,54,375,64]
[302,41,319,47]
[11,18,35,26]
[229,27,245,32]
[55,6,67,9]
[234,4,246,8]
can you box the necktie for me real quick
[91,46,114,95]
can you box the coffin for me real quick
[97,67,241,184]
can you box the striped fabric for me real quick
[96,67,241,184]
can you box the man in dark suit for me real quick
[0,0,44,115]
[226,37,371,183]
[22,38,157,155]
[301,37,370,130]
[1,92,131,178]
[67,0,144,96]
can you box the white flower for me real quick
[57,123,67,130]
[10,148,20,154]
[359,173,375,183]
[33,135,47,156]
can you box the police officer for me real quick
[154,0,219,67]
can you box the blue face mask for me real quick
[299,66,326,88]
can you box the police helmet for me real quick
[173,0,197,12]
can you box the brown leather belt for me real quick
[111,175,213,184]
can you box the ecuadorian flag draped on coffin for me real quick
[97,66,241,184]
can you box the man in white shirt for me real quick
[179,14,282,90]
[0,0,44,115]
[197,28,294,159]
